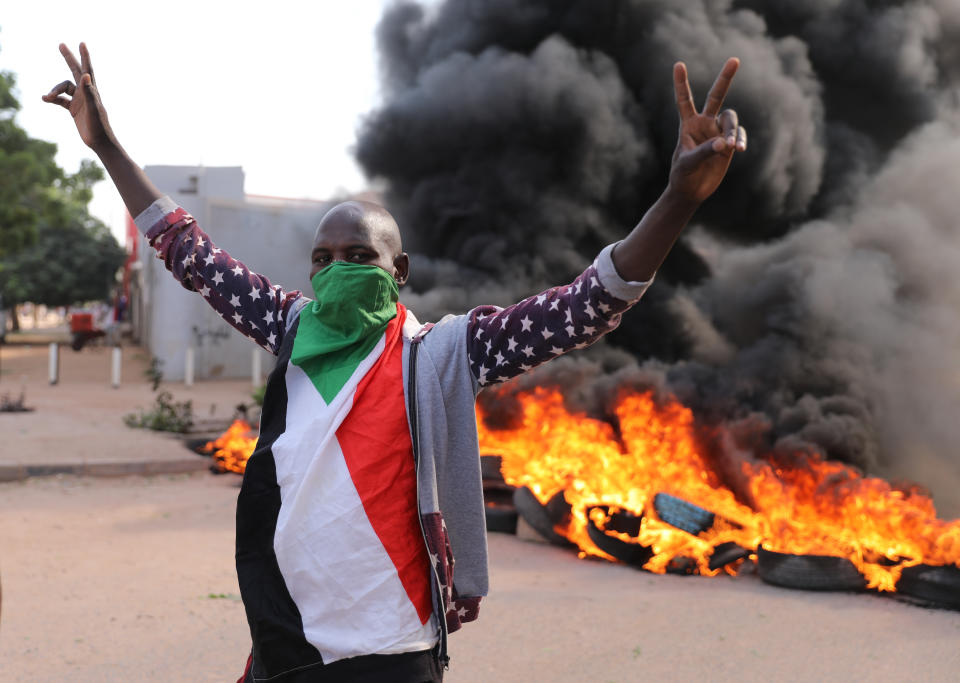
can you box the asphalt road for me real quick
[1,473,958,682]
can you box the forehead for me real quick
[312,203,398,251]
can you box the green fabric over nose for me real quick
[291,262,399,403]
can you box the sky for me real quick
[1,0,393,242]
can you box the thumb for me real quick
[683,136,731,167]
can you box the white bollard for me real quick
[111,346,122,388]
[184,347,195,387]
[48,342,59,385]
[252,348,263,388]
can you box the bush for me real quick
[251,383,266,406]
[123,390,193,433]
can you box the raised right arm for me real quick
[43,43,302,354]
[42,43,161,218]
[137,199,302,354]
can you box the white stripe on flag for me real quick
[272,340,436,662]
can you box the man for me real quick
[44,43,746,682]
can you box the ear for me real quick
[393,252,410,287]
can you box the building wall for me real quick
[137,166,331,381]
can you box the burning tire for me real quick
[895,564,960,611]
[483,477,518,535]
[708,542,751,572]
[757,546,867,591]
[512,486,574,547]
[480,455,506,483]
[481,454,517,534]
[185,438,214,456]
[585,506,652,568]
[653,492,715,535]
[484,502,518,534]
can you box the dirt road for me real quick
[1,473,958,682]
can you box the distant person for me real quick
[44,43,746,682]
[116,293,127,323]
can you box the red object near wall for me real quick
[69,313,94,333]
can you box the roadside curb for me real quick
[0,458,210,483]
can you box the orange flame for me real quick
[478,388,960,591]
[202,419,257,474]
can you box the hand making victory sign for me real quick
[611,57,747,282]
[42,43,114,152]
[42,43,162,218]
[669,57,746,203]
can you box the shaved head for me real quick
[309,200,409,284]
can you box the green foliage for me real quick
[145,357,164,391]
[0,216,126,308]
[0,154,123,308]
[251,383,266,406]
[0,63,62,258]
[0,37,118,305]
[123,391,194,433]
[125,358,192,433]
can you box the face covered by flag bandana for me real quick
[290,262,400,403]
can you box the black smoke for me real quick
[356,0,960,515]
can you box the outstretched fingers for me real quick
[702,57,740,118]
[79,42,95,85]
[59,43,83,83]
[673,62,697,120]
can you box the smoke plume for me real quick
[356,0,960,515]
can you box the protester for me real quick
[44,42,746,682]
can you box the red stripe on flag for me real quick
[336,304,433,624]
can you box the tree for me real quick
[0,65,62,258]
[0,212,126,309]
[0,35,123,319]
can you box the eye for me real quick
[312,254,331,265]
[349,251,372,262]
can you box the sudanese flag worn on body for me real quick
[267,263,435,662]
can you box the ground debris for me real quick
[0,389,33,413]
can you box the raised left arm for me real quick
[467,57,747,387]
[613,58,747,282]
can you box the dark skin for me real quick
[44,44,746,284]
[310,201,409,285]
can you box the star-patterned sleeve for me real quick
[466,244,653,387]
[134,196,303,355]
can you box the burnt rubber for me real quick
[653,493,715,535]
[664,557,698,575]
[894,564,960,611]
[482,483,515,508]
[186,438,214,456]
[585,506,653,568]
[757,546,867,591]
[708,542,751,571]
[480,455,506,482]
[513,486,575,547]
[484,502,518,534]
[601,507,643,536]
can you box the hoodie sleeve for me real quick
[134,196,304,355]
[465,243,653,387]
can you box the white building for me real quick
[132,166,335,381]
